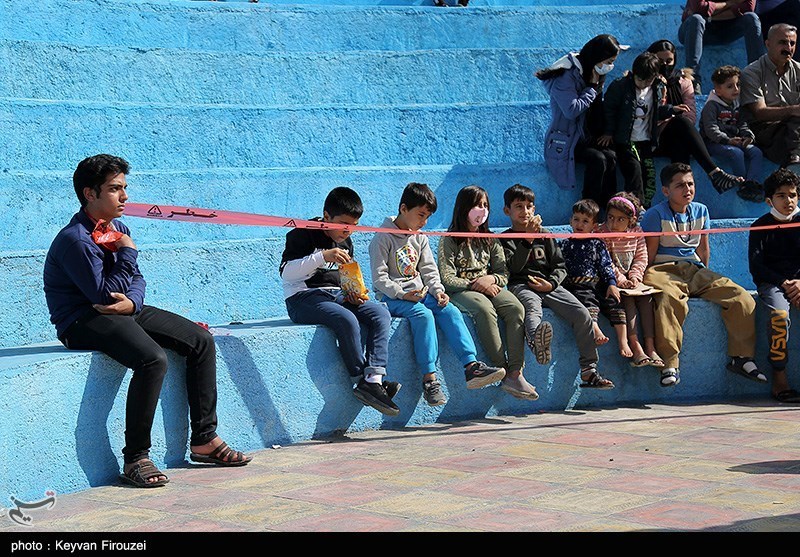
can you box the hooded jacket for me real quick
[368,217,445,299]
[540,53,601,190]
[700,90,755,145]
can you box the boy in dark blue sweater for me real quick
[748,168,800,402]
[44,154,251,488]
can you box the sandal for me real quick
[579,370,615,389]
[773,389,800,403]
[648,355,665,368]
[190,441,252,467]
[119,459,169,488]
[660,368,680,387]
[630,355,652,368]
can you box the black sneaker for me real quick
[736,180,765,202]
[353,378,400,416]
[422,380,447,406]
[464,361,506,389]
[710,169,742,194]
[529,321,553,365]
[384,380,402,399]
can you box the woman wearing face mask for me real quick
[438,185,538,400]
[536,34,623,208]
[642,39,762,201]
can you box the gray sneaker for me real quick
[465,361,506,389]
[500,375,539,400]
[423,380,447,406]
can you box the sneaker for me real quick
[384,380,402,399]
[353,378,400,416]
[434,0,448,5]
[500,375,539,400]
[529,321,553,365]
[465,361,506,389]
[726,357,768,383]
[736,180,765,202]
[422,380,447,406]
[709,169,742,194]
[692,76,702,96]
[457,0,469,5]
[660,367,680,387]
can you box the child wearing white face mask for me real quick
[749,169,800,402]
[438,185,538,400]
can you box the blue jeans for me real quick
[678,13,764,77]
[705,141,763,181]
[381,294,477,375]
[286,288,391,378]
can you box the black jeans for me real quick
[656,116,717,174]
[575,140,618,209]
[62,305,219,464]
[616,140,656,208]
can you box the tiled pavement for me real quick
[3,401,800,533]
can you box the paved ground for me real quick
[2,400,800,533]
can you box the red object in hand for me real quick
[91,220,124,252]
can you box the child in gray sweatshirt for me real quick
[368,182,505,406]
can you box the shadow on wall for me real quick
[215,334,292,447]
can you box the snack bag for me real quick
[91,219,124,252]
[339,261,370,300]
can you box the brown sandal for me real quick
[119,459,169,488]
[580,370,615,390]
[190,441,252,467]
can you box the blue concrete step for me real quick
[0,220,759,349]
[1,98,548,171]
[0,295,788,502]
[2,1,680,53]
[1,39,749,108]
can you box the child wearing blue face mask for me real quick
[438,185,537,400]
[536,34,624,208]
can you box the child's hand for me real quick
[402,290,425,303]
[344,291,367,306]
[526,214,543,233]
[527,276,553,293]
[629,277,641,287]
[619,279,634,289]
[606,284,621,303]
[470,275,496,292]
[323,248,351,264]
[436,291,450,307]
[741,137,753,147]
[673,104,690,114]
[729,137,744,148]
[596,135,613,148]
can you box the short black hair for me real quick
[632,52,661,81]
[660,162,693,188]
[711,65,740,86]
[73,154,131,208]
[400,182,437,213]
[323,187,364,219]
[572,198,600,221]
[503,183,535,208]
[764,168,800,198]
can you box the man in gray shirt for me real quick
[740,23,800,167]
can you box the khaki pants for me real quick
[643,261,756,369]
[450,288,526,372]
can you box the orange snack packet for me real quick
[91,219,124,252]
[339,261,370,300]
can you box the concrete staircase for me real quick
[0,0,790,500]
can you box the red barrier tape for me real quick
[124,202,800,239]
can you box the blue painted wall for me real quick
[1,0,790,501]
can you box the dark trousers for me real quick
[616,140,656,208]
[285,288,391,378]
[574,140,618,209]
[565,282,627,325]
[62,306,219,464]
[749,117,800,165]
[656,115,718,174]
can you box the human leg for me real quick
[677,13,706,75]
[643,263,693,372]
[286,289,368,377]
[575,142,618,208]
[450,290,507,369]
[757,283,799,399]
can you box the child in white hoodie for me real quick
[700,65,764,202]
[368,182,505,406]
